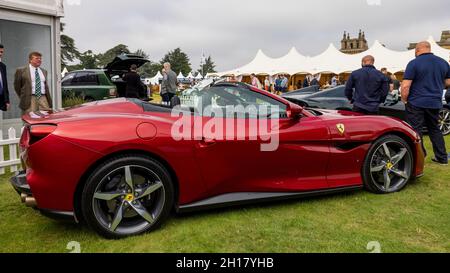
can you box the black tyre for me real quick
[81,155,174,239]
[362,135,413,194]
[438,108,450,136]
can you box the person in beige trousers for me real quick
[14,52,53,115]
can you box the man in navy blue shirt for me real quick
[345,55,389,115]
[401,41,450,165]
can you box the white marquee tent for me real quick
[148,71,205,82]
[149,71,163,85]
[212,36,450,77]
[61,67,69,78]
[186,72,195,79]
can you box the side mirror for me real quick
[287,103,303,119]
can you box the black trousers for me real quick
[406,103,448,163]
[352,105,379,115]
[161,93,175,104]
[125,91,139,99]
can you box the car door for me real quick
[191,85,331,197]
[69,71,101,101]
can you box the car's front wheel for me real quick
[81,155,174,239]
[438,108,450,136]
[362,135,413,194]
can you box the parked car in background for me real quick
[283,85,320,99]
[283,85,450,136]
[62,54,150,102]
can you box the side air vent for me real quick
[335,142,368,151]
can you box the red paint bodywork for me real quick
[20,95,424,215]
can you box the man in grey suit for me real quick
[14,52,53,115]
[160,62,178,104]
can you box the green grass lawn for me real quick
[0,136,449,253]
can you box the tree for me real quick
[97,44,130,68]
[197,55,217,77]
[134,49,149,59]
[60,23,80,67]
[79,50,99,69]
[160,48,191,75]
[132,49,161,77]
[67,50,99,71]
[139,62,163,78]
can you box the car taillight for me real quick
[29,124,57,145]
[19,126,31,152]
[109,88,117,97]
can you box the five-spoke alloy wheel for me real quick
[82,155,174,239]
[438,108,450,136]
[363,135,413,194]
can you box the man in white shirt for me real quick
[14,52,52,115]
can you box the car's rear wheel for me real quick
[81,155,174,239]
[438,108,450,136]
[362,135,413,194]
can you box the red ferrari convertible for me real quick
[11,82,424,238]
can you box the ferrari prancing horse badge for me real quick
[336,124,345,135]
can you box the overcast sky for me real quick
[62,0,450,72]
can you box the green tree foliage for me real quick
[60,23,80,67]
[134,49,149,59]
[160,48,192,75]
[61,41,210,80]
[79,50,99,69]
[138,62,163,78]
[67,50,99,71]
[197,55,217,77]
[97,44,131,68]
[133,49,161,77]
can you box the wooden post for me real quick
[0,130,4,175]
[9,127,18,173]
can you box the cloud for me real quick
[62,0,450,72]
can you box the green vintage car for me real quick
[62,54,149,101]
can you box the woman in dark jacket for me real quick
[122,64,142,98]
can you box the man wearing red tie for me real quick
[0,44,10,112]
[14,52,53,115]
